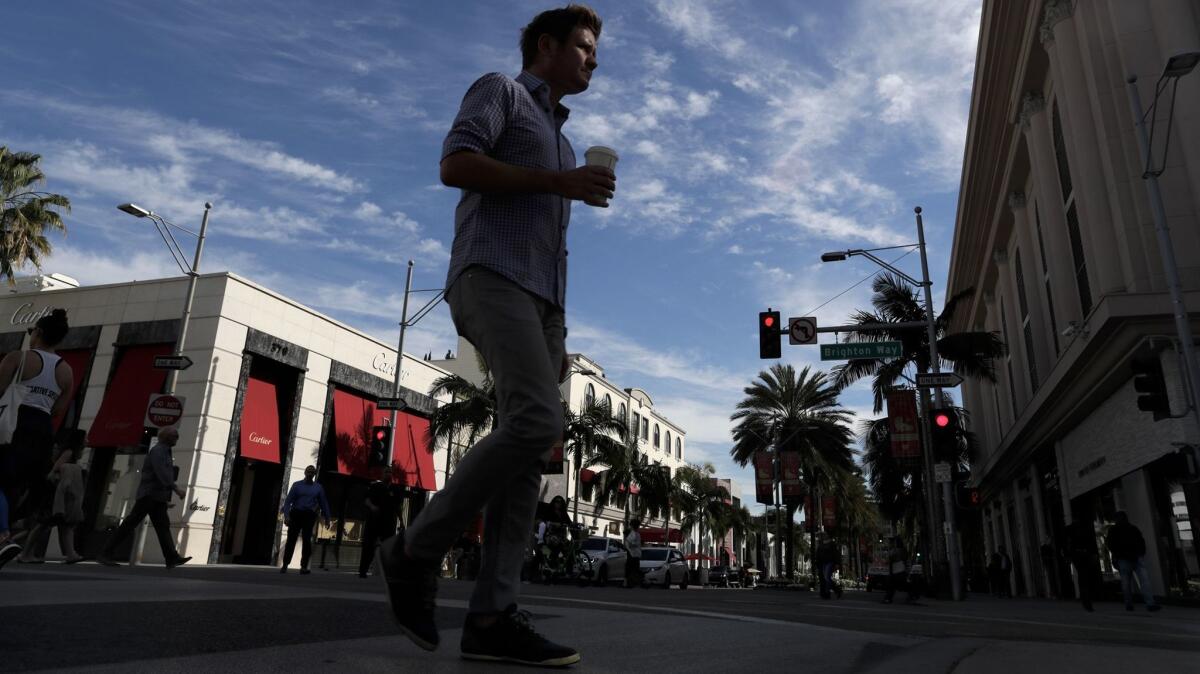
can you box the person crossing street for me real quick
[280,465,331,575]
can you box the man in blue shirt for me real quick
[280,464,331,575]
[378,5,612,667]
[97,427,190,568]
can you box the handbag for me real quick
[0,351,28,445]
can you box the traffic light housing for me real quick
[1131,356,1171,421]
[369,424,391,468]
[954,481,982,509]
[759,309,781,359]
[929,407,960,458]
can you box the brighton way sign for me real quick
[820,341,903,361]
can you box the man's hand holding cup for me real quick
[553,146,619,208]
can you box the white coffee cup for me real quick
[584,146,618,206]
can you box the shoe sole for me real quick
[461,652,581,667]
[376,548,438,651]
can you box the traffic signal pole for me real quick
[387,262,415,466]
[916,207,963,601]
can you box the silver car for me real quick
[640,546,689,589]
[580,536,627,585]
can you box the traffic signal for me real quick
[369,424,391,468]
[1131,356,1171,421]
[954,481,982,509]
[928,407,960,457]
[759,309,781,359]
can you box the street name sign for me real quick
[916,372,964,388]
[145,393,186,429]
[935,462,952,483]
[154,355,194,371]
[377,397,408,411]
[820,341,903,361]
[788,317,817,345]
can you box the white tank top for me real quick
[18,349,63,414]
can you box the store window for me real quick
[585,383,595,407]
[1052,99,1092,316]
[1014,249,1038,391]
[1033,201,1060,355]
[675,437,682,460]
[653,424,661,448]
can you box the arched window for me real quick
[675,437,682,459]
[653,424,661,448]
[665,431,672,454]
[618,403,626,424]
[584,383,595,406]
[604,393,612,413]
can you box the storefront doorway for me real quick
[220,458,284,564]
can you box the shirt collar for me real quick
[517,70,571,121]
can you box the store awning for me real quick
[331,387,435,488]
[580,468,597,483]
[86,344,172,447]
[240,375,282,463]
[53,348,94,428]
[641,526,683,544]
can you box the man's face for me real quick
[305,467,316,480]
[545,27,597,95]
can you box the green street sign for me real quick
[819,341,903,361]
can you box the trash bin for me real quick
[698,567,709,586]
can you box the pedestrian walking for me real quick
[0,491,18,570]
[882,536,911,604]
[280,465,331,575]
[996,546,1014,598]
[1106,511,1162,612]
[359,466,399,578]
[375,5,612,666]
[1065,519,1100,612]
[0,309,75,559]
[1040,539,1060,599]
[18,431,86,563]
[624,519,642,588]
[96,427,190,568]
[816,534,842,599]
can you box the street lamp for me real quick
[820,211,964,601]
[115,202,211,395]
[1126,53,1200,439]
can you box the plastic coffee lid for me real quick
[585,145,618,158]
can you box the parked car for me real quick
[865,563,890,591]
[707,564,741,587]
[639,546,688,589]
[580,536,627,585]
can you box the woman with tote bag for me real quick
[0,309,74,567]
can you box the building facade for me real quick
[948,0,1200,599]
[3,272,451,568]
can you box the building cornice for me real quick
[1039,0,1074,47]
[1016,93,1046,131]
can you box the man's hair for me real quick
[36,308,70,346]
[520,4,602,69]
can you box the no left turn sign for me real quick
[789,317,818,345]
[145,393,186,429]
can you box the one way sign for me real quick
[154,355,194,371]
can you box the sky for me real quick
[3,0,982,513]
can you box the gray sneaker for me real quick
[0,542,21,570]
[461,606,580,667]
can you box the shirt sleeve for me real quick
[441,73,513,160]
[282,483,295,516]
[317,485,332,519]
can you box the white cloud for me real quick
[39,245,184,286]
[651,0,747,59]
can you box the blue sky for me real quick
[4,0,982,511]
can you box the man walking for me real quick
[97,428,190,568]
[996,545,1014,598]
[280,465,331,575]
[359,466,399,578]
[816,534,842,599]
[1106,511,1162,612]
[1065,519,1099,612]
[624,519,642,588]
[377,5,613,667]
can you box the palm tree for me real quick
[830,272,1005,413]
[730,364,855,579]
[674,463,730,566]
[630,460,673,541]
[427,365,495,482]
[1,147,70,284]
[562,399,625,524]
[586,424,646,524]
[719,503,753,568]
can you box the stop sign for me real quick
[145,393,186,428]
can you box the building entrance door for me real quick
[220,458,283,565]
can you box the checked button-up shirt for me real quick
[442,70,576,309]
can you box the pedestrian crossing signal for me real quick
[369,425,391,468]
[954,482,981,509]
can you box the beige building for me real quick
[3,272,452,568]
[949,0,1200,599]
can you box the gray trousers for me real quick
[405,266,565,614]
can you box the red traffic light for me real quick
[763,315,775,328]
[934,413,951,428]
[375,430,386,440]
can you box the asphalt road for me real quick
[3,563,1198,673]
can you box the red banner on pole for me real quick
[822,496,837,528]
[753,451,774,505]
[886,390,922,459]
[780,451,803,501]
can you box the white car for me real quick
[640,546,689,589]
[580,536,627,585]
